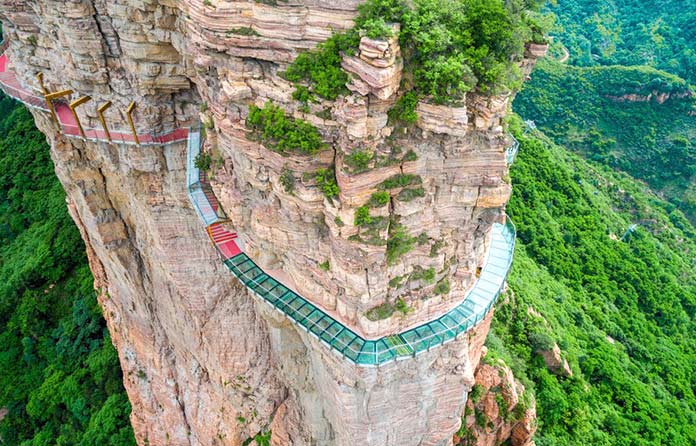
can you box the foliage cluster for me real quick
[194,152,212,171]
[280,166,295,193]
[344,149,374,173]
[246,102,326,155]
[386,220,415,264]
[314,168,339,199]
[0,95,135,445]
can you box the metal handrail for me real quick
[185,126,517,366]
[0,39,187,147]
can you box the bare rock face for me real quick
[0,1,542,445]
[539,343,573,378]
[455,352,537,446]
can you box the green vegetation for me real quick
[194,152,212,171]
[283,33,358,101]
[469,384,485,403]
[354,206,372,226]
[386,220,415,264]
[487,116,696,445]
[379,173,422,190]
[550,0,696,84]
[388,92,419,125]
[344,149,374,173]
[226,27,260,37]
[279,166,295,194]
[397,186,425,202]
[365,298,411,321]
[0,95,135,445]
[409,266,435,284]
[314,168,339,199]
[515,58,696,222]
[285,0,546,103]
[433,278,450,295]
[319,260,330,272]
[402,150,418,162]
[246,102,326,155]
[368,191,390,207]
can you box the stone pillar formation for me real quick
[0,1,545,445]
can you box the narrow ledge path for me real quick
[1,41,516,367]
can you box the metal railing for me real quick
[185,127,517,367]
[506,133,520,165]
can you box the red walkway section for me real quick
[0,47,188,146]
[207,223,242,259]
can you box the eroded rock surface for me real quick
[455,350,538,446]
[0,1,545,445]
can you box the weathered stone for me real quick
[0,1,542,445]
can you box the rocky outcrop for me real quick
[605,90,693,104]
[0,1,543,445]
[539,343,573,378]
[455,350,537,446]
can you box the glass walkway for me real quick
[0,37,517,367]
[186,127,517,367]
[506,133,520,165]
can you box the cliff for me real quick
[0,1,545,445]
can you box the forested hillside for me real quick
[514,59,696,221]
[550,0,696,84]
[0,94,135,445]
[489,116,696,446]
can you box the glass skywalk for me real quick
[0,36,517,367]
[186,127,517,367]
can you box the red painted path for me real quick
[0,50,188,146]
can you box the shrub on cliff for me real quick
[246,102,326,155]
[285,0,546,103]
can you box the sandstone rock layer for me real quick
[0,1,544,445]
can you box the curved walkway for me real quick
[187,128,516,366]
[1,40,516,367]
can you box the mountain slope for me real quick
[550,0,696,84]
[487,116,696,446]
[0,94,135,446]
[514,58,696,221]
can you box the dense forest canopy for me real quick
[0,94,135,446]
[490,116,696,446]
[550,0,696,84]
[514,60,696,221]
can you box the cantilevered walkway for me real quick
[1,40,516,367]
[0,40,187,146]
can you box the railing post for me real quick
[69,95,92,138]
[36,72,60,125]
[126,101,140,145]
[97,101,112,142]
[44,89,74,132]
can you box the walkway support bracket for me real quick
[36,73,58,125]
[44,88,73,128]
[69,95,92,138]
[126,101,139,145]
[97,101,112,142]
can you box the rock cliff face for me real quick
[454,350,537,446]
[0,1,544,445]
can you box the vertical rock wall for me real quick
[0,1,544,445]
